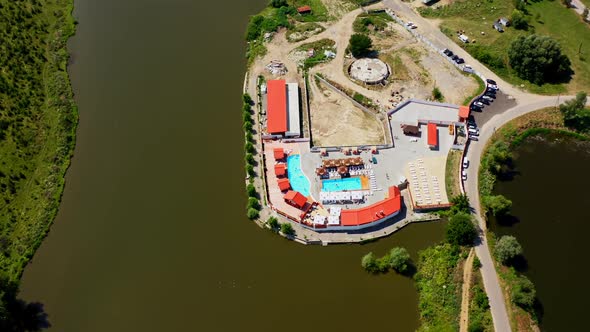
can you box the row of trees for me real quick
[242,94,261,221]
[266,216,295,236]
[361,247,412,275]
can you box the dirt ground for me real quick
[309,78,385,147]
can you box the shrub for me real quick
[473,256,482,269]
[361,252,378,272]
[245,153,255,165]
[450,194,470,214]
[511,9,528,30]
[270,0,288,8]
[494,235,523,264]
[245,142,256,154]
[482,194,512,216]
[243,121,253,131]
[446,212,477,246]
[247,208,259,220]
[388,247,411,273]
[348,33,373,57]
[245,164,255,177]
[511,275,536,308]
[432,87,444,102]
[243,93,253,105]
[508,35,572,85]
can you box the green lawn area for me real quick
[445,149,462,200]
[420,0,590,94]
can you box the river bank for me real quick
[478,105,590,331]
[0,0,77,284]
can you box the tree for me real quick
[511,275,536,308]
[494,235,523,264]
[446,212,477,246]
[511,9,528,30]
[245,142,255,154]
[361,252,378,272]
[388,247,411,273]
[450,194,470,214]
[560,92,590,132]
[247,208,259,220]
[247,197,260,210]
[508,35,572,84]
[348,33,373,57]
[243,93,253,105]
[513,0,526,12]
[267,216,279,230]
[246,183,257,197]
[245,164,255,177]
[280,222,295,236]
[432,87,444,102]
[270,0,288,9]
[483,194,512,216]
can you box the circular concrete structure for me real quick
[349,58,389,84]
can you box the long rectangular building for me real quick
[266,80,301,138]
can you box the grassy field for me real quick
[415,243,464,332]
[420,0,590,94]
[0,0,77,284]
[445,149,462,199]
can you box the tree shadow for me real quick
[495,214,520,227]
[508,254,529,273]
[533,297,545,324]
[1,292,51,332]
[399,263,417,278]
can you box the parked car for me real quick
[451,55,459,61]
[463,158,469,168]
[482,95,494,101]
[468,128,480,136]
[455,58,465,64]
[443,49,452,56]
[469,135,479,141]
[479,98,490,105]
[470,105,482,112]
[484,91,496,98]
[473,101,484,108]
[486,78,497,85]
[462,170,467,180]
[487,84,499,90]
[446,50,454,57]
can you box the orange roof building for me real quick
[340,187,401,227]
[267,80,288,134]
[273,148,285,160]
[427,123,438,147]
[297,5,312,14]
[274,163,286,177]
[277,178,291,191]
[458,105,470,119]
[284,190,307,209]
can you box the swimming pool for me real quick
[322,177,362,192]
[286,155,310,197]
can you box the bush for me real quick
[348,33,373,57]
[508,35,572,85]
[560,92,590,132]
[446,212,477,246]
[388,247,411,273]
[245,142,256,154]
[450,194,470,214]
[243,93,253,105]
[280,222,295,236]
[243,121,253,131]
[245,164,255,177]
[483,194,512,216]
[511,9,528,30]
[494,235,523,264]
[473,256,482,269]
[511,275,536,308]
[432,87,444,102]
[245,153,255,165]
[247,208,259,220]
[270,0,288,8]
[361,252,378,272]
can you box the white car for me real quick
[462,170,467,180]
[463,158,469,168]
[487,84,499,90]
[482,95,494,101]
[474,101,484,108]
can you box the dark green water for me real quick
[491,136,590,331]
[19,1,445,331]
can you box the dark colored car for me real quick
[485,88,496,95]
[486,78,497,85]
[484,92,496,99]
[455,58,465,64]
[479,98,490,105]
[443,49,451,56]
[451,55,459,61]
[470,105,482,112]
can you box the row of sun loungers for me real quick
[409,160,443,206]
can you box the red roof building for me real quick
[277,178,291,191]
[297,5,312,14]
[340,187,401,226]
[284,190,307,209]
[458,105,470,119]
[274,163,286,177]
[267,80,288,134]
[273,148,285,160]
[427,123,438,147]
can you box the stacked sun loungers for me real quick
[408,159,442,206]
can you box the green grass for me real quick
[286,22,325,42]
[0,0,78,283]
[415,243,463,332]
[291,0,329,22]
[462,74,485,105]
[420,0,590,94]
[469,271,494,332]
[445,150,462,199]
[353,11,393,33]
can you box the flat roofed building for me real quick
[266,80,301,138]
[427,123,438,148]
[388,99,464,125]
[286,83,301,138]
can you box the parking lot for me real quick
[470,89,517,130]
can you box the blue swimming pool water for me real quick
[286,155,310,197]
[322,177,362,192]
